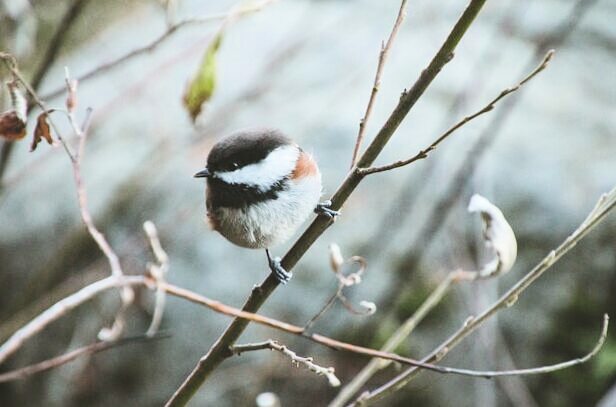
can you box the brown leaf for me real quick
[0,110,27,141]
[30,112,54,151]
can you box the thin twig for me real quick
[350,0,408,168]
[304,291,339,332]
[0,274,464,376]
[63,75,134,340]
[143,220,170,336]
[40,0,278,101]
[0,275,147,365]
[353,186,616,405]
[1,262,610,388]
[156,280,608,381]
[329,272,460,407]
[0,53,76,160]
[380,0,599,308]
[0,333,167,383]
[231,340,341,387]
[304,252,370,332]
[357,50,554,176]
[351,315,610,406]
[165,2,489,405]
[0,0,87,181]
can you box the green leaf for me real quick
[183,33,222,122]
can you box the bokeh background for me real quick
[0,0,615,406]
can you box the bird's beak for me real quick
[193,168,210,178]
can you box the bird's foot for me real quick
[267,250,292,284]
[315,200,340,220]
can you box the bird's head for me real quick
[194,128,300,190]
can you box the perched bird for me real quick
[194,128,338,283]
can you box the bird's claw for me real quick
[268,255,292,284]
[315,200,340,220]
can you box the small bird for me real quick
[194,128,338,284]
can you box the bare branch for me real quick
[350,0,408,168]
[0,53,76,160]
[40,0,279,101]
[61,73,134,340]
[357,50,554,176]
[0,276,146,365]
[0,333,167,383]
[330,272,460,407]
[165,2,491,405]
[353,186,616,405]
[232,340,341,387]
[2,249,611,391]
[304,246,371,332]
[143,220,170,336]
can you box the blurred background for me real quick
[0,0,615,406]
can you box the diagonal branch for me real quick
[353,186,616,405]
[350,0,408,168]
[0,0,88,180]
[165,1,489,405]
[357,49,554,176]
[0,263,609,388]
[329,271,464,407]
[39,0,278,101]
[0,275,146,365]
[0,333,167,383]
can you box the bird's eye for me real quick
[232,162,239,169]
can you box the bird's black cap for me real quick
[206,128,292,173]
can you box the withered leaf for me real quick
[30,112,54,151]
[467,194,517,278]
[0,110,27,141]
[183,32,223,122]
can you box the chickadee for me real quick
[194,128,338,284]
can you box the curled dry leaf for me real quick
[256,392,281,407]
[0,81,28,141]
[359,301,377,315]
[30,112,54,151]
[468,194,517,278]
[0,111,27,141]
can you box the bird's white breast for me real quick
[212,172,322,249]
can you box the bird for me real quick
[194,128,338,284]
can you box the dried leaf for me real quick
[0,81,28,141]
[0,110,27,140]
[29,112,54,151]
[183,33,222,122]
[468,194,517,278]
[359,301,377,315]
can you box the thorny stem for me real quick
[165,1,489,405]
[231,340,341,387]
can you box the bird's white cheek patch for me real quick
[216,145,300,190]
